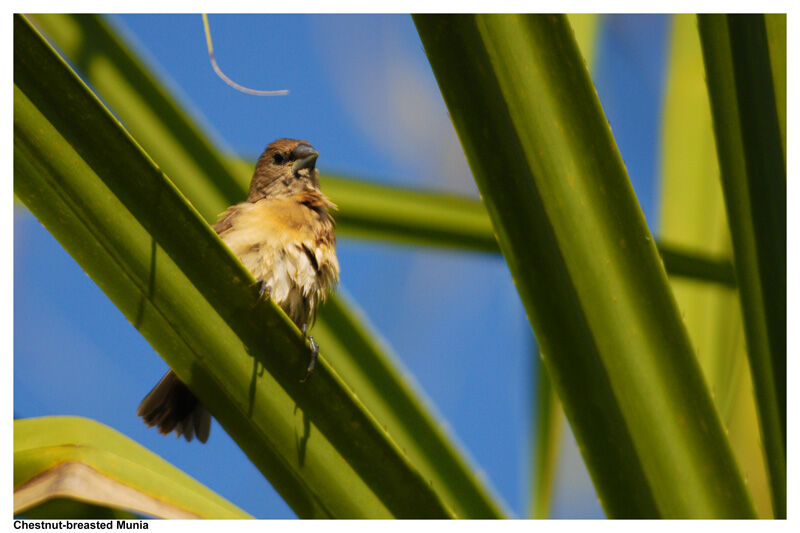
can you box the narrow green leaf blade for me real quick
[14,417,250,519]
[14,14,451,519]
[528,353,562,519]
[415,13,755,518]
[697,13,786,518]
[528,14,601,519]
[659,14,772,517]
[764,14,786,160]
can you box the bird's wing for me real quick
[212,203,243,235]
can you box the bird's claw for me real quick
[300,334,318,383]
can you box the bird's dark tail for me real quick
[137,370,211,443]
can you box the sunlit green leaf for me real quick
[14,417,249,519]
[658,14,772,517]
[698,13,786,518]
[415,13,755,518]
[528,13,602,519]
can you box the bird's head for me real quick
[248,138,320,201]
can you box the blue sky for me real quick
[14,14,669,518]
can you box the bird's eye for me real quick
[273,153,285,164]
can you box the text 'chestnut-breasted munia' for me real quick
[137,139,339,443]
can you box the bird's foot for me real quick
[300,326,318,383]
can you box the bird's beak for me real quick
[292,144,319,174]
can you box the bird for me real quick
[137,139,339,443]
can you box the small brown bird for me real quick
[137,139,339,443]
